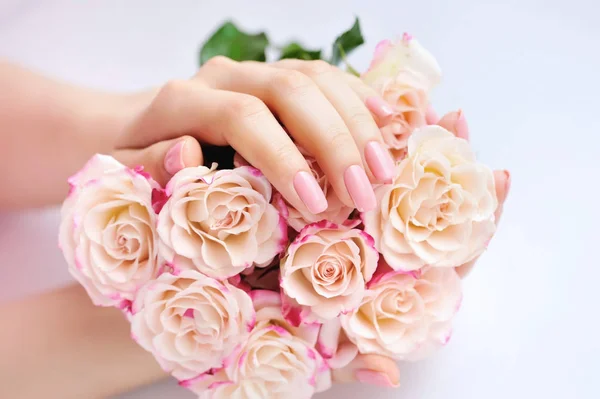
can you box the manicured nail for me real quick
[455,109,469,140]
[344,165,377,212]
[293,171,328,214]
[425,104,439,125]
[503,170,511,194]
[355,370,400,388]
[365,96,394,121]
[365,141,395,183]
[164,140,186,175]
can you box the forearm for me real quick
[0,284,167,398]
[0,62,149,209]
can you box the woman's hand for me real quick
[115,57,396,214]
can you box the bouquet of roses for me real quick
[59,19,505,398]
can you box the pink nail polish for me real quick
[344,165,377,212]
[365,96,394,120]
[503,170,511,193]
[293,171,328,214]
[355,370,399,388]
[455,109,469,140]
[365,141,395,183]
[425,104,439,125]
[164,141,186,175]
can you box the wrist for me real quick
[74,89,155,156]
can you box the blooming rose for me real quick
[157,165,287,279]
[362,34,442,159]
[130,269,255,380]
[363,126,498,270]
[341,264,462,360]
[183,290,331,398]
[273,147,354,232]
[59,154,160,307]
[280,220,378,322]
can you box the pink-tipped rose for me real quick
[280,221,379,322]
[59,155,160,307]
[183,290,331,398]
[130,269,255,380]
[363,126,498,270]
[341,265,462,360]
[157,165,287,279]
[363,35,442,160]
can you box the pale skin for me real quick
[0,60,509,398]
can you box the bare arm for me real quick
[0,62,149,209]
[0,284,167,398]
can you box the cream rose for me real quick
[157,165,287,279]
[59,154,160,307]
[183,290,331,399]
[363,34,442,159]
[280,220,378,322]
[341,264,462,360]
[273,148,354,232]
[363,126,497,270]
[130,269,255,380]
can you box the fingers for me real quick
[123,79,325,214]
[437,110,469,140]
[197,57,376,211]
[341,72,395,127]
[456,169,511,278]
[112,136,203,186]
[331,353,400,388]
[273,60,396,185]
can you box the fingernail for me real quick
[355,370,400,388]
[365,96,394,121]
[455,109,469,140]
[425,104,439,125]
[365,141,395,184]
[293,171,328,214]
[164,140,186,175]
[344,165,377,212]
[503,170,511,194]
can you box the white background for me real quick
[1,0,599,398]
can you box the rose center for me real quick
[313,255,345,285]
[116,234,140,254]
[208,211,238,231]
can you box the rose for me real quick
[363,126,498,270]
[59,154,160,307]
[280,220,379,322]
[157,165,287,279]
[130,269,255,380]
[341,264,462,360]
[182,290,331,398]
[273,148,354,232]
[362,34,442,159]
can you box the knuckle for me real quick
[152,80,190,111]
[270,142,299,165]
[157,79,188,101]
[272,70,314,95]
[327,128,354,152]
[301,60,333,77]
[204,55,233,69]
[227,95,270,123]
[347,108,378,128]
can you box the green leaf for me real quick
[278,42,322,61]
[199,21,269,65]
[330,17,365,65]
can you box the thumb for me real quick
[112,136,203,186]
